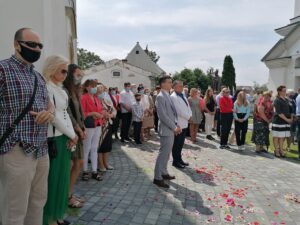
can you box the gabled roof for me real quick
[262,22,300,62]
[125,42,165,76]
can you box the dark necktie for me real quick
[176,92,188,106]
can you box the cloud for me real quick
[77,0,294,85]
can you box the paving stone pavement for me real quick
[68,132,300,225]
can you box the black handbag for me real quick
[84,116,95,128]
[47,95,57,159]
[0,75,38,148]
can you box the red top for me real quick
[81,93,104,126]
[219,96,233,113]
[256,98,273,121]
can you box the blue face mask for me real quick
[89,87,97,95]
[98,93,105,99]
[125,87,130,92]
[111,91,116,95]
[139,89,144,94]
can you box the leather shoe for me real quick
[172,163,185,169]
[180,161,189,166]
[153,179,169,188]
[162,174,176,180]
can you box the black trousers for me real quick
[220,113,233,146]
[112,116,120,134]
[172,128,187,164]
[297,116,300,158]
[121,112,132,140]
[234,113,248,146]
[216,108,221,136]
[133,121,142,143]
[154,110,159,132]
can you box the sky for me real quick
[77,0,295,86]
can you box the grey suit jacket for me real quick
[155,91,177,137]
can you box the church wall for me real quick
[0,0,77,73]
[267,67,288,91]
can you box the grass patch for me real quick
[245,131,299,159]
[66,207,80,217]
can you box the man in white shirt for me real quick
[120,82,135,142]
[171,80,192,168]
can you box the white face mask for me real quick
[131,88,137,93]
[74,76,82,85]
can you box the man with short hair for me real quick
[171,80,192,169]
[215,85,226,136]
[154,76,181,188]
[0,28,54,225]
[120,82,135,142]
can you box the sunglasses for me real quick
[61,69,68,75]
[18,41,43,49]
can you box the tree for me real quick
[172,68,212,93]
[253,81,268,93]
[77,48,104,70]
[221,55,236,93]
[144,45,160,63]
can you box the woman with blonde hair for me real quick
[233,91,250,150]
[188,88,202,143]
[42,55,78,225]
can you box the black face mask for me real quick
[19,44,41,63]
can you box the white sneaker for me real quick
[99,168,107,172]
[106,165,114,170]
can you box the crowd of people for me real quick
[1,28,300,225]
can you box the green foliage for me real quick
[253,81,268,93]
[221,55,236,93]
[172,68,212,93]
[144,45,160,63]
[77,48,104,70]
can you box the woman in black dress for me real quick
[272,86,293,157]
[97,85,116,172]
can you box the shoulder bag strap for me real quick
[0,75,38,147]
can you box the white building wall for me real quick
[83,65,153,90]
[0,0,76,73]
[267,67,287,91]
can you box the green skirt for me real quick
[43,135,71,225]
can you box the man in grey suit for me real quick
[153,76,182,188]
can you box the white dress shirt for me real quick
[47,81,76,139]
[120,89,135,113]
[171,92,192,129]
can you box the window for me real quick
[128,74,135,77]
[136,50,139,54]
[112,71,121,77]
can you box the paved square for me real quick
[68,133,300,225]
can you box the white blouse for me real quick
[47,81,76,139]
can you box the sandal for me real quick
[81,172,89,181]
[68,195,83,208]
[280,150,286,158]
[72,194,85,203]
[274,148,281,158]
[92,172,103,181]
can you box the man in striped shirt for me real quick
[132,93,144,144]
[0,28,54,225]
